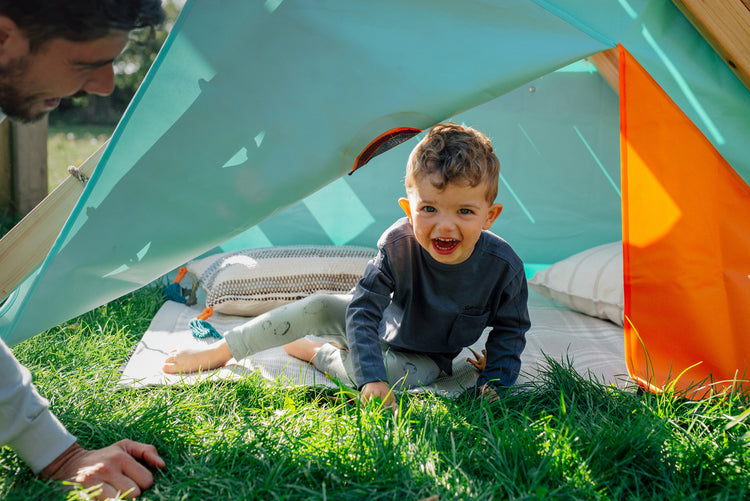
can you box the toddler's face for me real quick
[400,174,502,265]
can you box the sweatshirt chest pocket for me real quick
[448,311,490,348]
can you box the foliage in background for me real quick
[0,210,20,237]
[0,287,748,500]
[48,1,183,127]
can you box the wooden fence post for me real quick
[10,117,49,216]
[0,116,49,218]
[0,119,12,212]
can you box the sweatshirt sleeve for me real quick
[346,252,395,388]
[477,268,531,389]
[0,338,76,474]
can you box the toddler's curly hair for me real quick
[405,122,500,203]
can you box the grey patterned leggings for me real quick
[222,293,440,389]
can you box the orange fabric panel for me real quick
[619,45,750,397]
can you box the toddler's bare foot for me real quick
[162,341,232,374]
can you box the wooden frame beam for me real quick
[0,141,107,301]
[590,48,619,95]
[672,0,750,92]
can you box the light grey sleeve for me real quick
[0,338,76,474]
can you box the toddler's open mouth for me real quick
[433,237,459,254]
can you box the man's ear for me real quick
[0,16,28,62]
[482,203,503,230]
[0,16,14,43]
[398,198,412,223]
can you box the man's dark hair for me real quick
[0,0,165,51]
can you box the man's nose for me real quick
[82,65,116,96]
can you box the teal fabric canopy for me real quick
[1,0,748,345]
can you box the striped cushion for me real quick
[528,242,624,326]
[187,245,376,316]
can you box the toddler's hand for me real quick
[467,348,487,372]
[477,384,500,402]
[360,381,396,409]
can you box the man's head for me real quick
[0,0,164,122]
[399,123,503,265]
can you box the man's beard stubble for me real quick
[0,55,47,123]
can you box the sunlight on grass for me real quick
[1,286,748,500]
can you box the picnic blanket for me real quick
[119,290,629,395]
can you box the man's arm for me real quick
[0,337,76,473]
[0,338,165,499]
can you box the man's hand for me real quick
[467,347,487,372]
[41,440,165,500]
[360,381,396,408]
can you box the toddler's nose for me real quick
[435,215,456,232]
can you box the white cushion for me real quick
[528,242,624,326]
[187,245,376,316]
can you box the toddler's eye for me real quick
[459,208,474,215]
[422,206,436,213]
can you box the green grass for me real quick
[47,124,114,191]
[0,286,748,500]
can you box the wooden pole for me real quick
[0,140,108,301]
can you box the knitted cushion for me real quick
[186,245,377,316]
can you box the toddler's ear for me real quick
[398,198,413,223]
[483,203,503,229]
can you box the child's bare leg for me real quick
[283,338,348,363]
[283,338,324,363]
[163,339,232,374]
